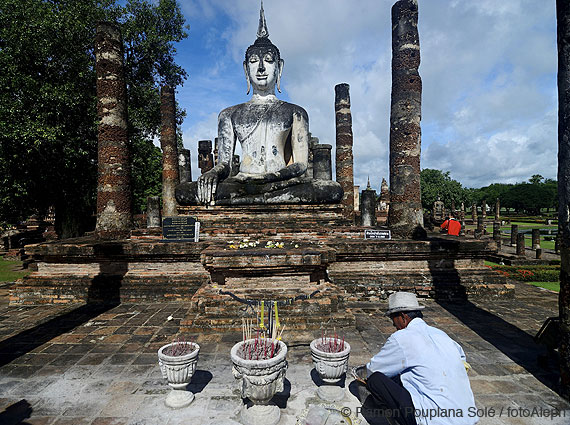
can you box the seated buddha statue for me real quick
[175,3,343,206]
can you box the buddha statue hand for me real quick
[197,163,229,205]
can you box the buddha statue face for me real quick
[244,45,283,95]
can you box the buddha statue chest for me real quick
[231,102,294,174]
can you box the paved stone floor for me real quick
[0,280,569,424]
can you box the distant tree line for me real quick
[420,169,557,215]
[0,0,188,237]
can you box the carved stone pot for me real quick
[158,342,200,408]
[231,339,288,425]
[310,337,351,402]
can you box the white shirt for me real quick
[366,318,479,425]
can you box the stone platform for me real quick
[11,206,512,331]
[0,281,568,425]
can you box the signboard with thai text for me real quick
[162,216,200,241]
[364,229,391,240]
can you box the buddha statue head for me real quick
[244,1,284,95]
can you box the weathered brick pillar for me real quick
[516,233,525,256]
[179,148,191,183]
[481,199,487,219]
[198,140,214,174]
[335,83,354,222]
[510,224,518,246]
[476,216,484,238]
[160,85,179,217]
[472,202,478,221]
[387,0,425,239]
[94,22,132,239]
[495,198,501,220]
[559,1,570,397]
[532,228,541,250]
[313,144,333,180]
[493,221,501,249]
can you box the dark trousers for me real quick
[364,372,417,425]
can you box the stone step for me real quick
[181,277,354,332]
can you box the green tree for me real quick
[529,174,544,185]
[502,182,557,215]
[0,0,188,237]
[420,169,466,211]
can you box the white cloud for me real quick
[176,0,557,190]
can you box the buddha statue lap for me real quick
[175,2,343,206]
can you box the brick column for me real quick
[481,199,487,219]
[387,0,425,238]
[516,233,525,256]
[313,144,333,180]
[510,224,518,246]
[335,83,354,222]
[495,198,501,220]
[559,0,570,397]
[493,221,501,249]
[531,228,541,250]
[472,202,478,221]
[160,85,179,217]
[94,22,132,239]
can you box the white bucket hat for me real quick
[386,292,425,316]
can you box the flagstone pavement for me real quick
[0,279,568,425]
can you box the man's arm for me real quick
[366,335,407,378]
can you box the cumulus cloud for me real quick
[176,0,557,188]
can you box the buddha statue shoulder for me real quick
[175,2,343,206]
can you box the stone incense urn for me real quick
[310,337,351,402]
[158,341,200,408]
[231,338,288,425]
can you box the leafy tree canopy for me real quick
[0,0,188,236]
[420,169,466,211]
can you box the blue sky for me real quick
[172,0,557,190]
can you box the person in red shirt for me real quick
[441,216,461,236]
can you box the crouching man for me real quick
[362,292,478,425]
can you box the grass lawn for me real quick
[529,281,560,292]
[0,257,30,282]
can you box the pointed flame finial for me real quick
[257,0,269,38]
[367,176,371,189]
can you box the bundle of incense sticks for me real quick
[319,329,346,353]
[252,300,283,340]
[239,334,281,361]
